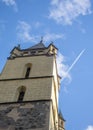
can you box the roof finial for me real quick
[40,36,43,43]
[17,44,20,49]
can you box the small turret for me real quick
[58,111,65,130]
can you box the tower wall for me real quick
[0,101,51,130]
[0,43,61,130]
[0,55,54,102]
[0,55,53,79]
[0,78,52,103]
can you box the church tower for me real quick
[0,41,65,130]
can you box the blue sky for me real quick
[0,0,93,130]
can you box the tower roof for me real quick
[28,41,46,50]
[9,40,58,59]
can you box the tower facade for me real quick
[0,42,65,130]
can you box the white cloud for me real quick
[57,52,71,82]
[2,0,16,6]
[85,125,93,130]
[16,21,64,43]
[49,0,92,25]
[77,20,86,34]
[16,21,39,43]
[44,33,64,42]
[80,28,86,34]
[34,22,42,28]
[2,0,17,11]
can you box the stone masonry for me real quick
[0,101,50,130]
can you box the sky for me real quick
[0,0,93,130]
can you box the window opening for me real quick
[25,67,31,78]
[18,90,25,102]
[17,86,26,102]
[31,51,36,54]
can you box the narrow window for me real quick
[25,67,31,78]
[17,87,26,102]
[18,91,25,102]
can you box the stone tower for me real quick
[0,41,65,130]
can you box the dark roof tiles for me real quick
[28,42,45,49]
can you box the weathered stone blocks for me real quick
[0,101,50,130]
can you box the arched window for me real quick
[25,63,32,78]
[25,67,31,78]
[17,86,26,102]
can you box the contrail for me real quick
[67,49,86,73]
[61,49,86,82]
